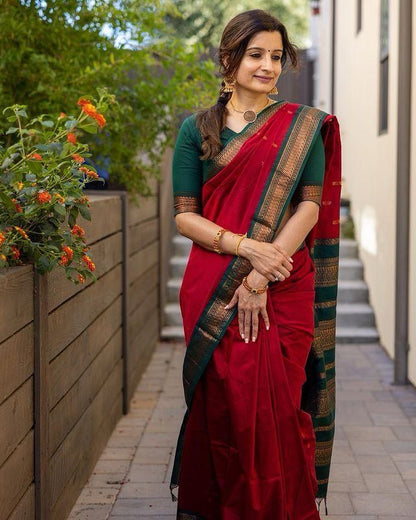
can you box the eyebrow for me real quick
[246,47,283,52]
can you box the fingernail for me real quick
[241,333,245,339]
[290,258,293,263]
[224,305,229,309]
[266,325,270,331]
[245,338,249,344]
[252,336,256,342]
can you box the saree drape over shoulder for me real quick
[171,101,342,520]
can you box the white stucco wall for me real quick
[408,4,416,385]
[321,0,399,357]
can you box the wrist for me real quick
[236,236,257,259]
[247,270,269,288]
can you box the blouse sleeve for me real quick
[292,132,325,207]
[172,115,203,216]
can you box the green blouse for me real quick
[173,107,325,216]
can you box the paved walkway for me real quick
[69,340,416,519]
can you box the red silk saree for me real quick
[171,102,342,520]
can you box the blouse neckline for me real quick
[223,99,285,136]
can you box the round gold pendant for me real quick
[243,110,257,123]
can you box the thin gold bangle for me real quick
[235,233,247,256]
[213,228,228,254]
[242,276,268,294]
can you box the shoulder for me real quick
[176,113,202,148]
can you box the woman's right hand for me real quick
[238,238,293,282]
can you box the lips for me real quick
[254,75,273,82]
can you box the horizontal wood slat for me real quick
[0,324,33,406]
[0,265,33,344]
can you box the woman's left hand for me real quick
[225,284,270,343]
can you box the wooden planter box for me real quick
[0,192,160,519]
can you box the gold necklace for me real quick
[229,97,271,123]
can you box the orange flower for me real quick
[0,232,5,246]
[16,182,23,191]
[79,166,89,174]
[80,103,97,118]
[93,113,106,128]
[77,98,91,107]
[29,152,42,161]
[62,245,73,260]
[87,169,99,179]
[59,112,67,119]
[72,154,85,163]
[78,274,86,284]
[54,193,65,204]
[82,254,95,271]
[36,191,52,204]
[71,224,85,237]
[58,255,69,266]
[0,253,6,262]
[14,226,29,239]
[12,246,20,259]
[11,198,23,213]
[67,132,77,145]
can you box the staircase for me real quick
[161,235,379,344]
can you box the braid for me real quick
[196,85,232,160]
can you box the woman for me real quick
[170,9,341,520]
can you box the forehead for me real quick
[246,30,283,50]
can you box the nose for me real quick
[261,53,274,72]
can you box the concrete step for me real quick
[164,302,183,326]
[336,303,375,328]
[173,235,192,257]
[339,258,364,281]
[339,239,358,259]
[338,280,369,304]
[170,256,188,278]
[336,327,379,343]
[167,278,181,302]
[161,325,184,340]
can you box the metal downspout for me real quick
[394,0,412,384]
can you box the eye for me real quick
[249,53,262,58]
[272,55,281,61]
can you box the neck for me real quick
[230,89,269,111]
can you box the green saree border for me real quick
[170,104,331,502]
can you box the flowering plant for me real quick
[0,89,114,284]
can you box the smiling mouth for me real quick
[254,76,273,81]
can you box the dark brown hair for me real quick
[197,9,298,160]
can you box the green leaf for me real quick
[25,173,37,182]
[0,190,15,209]
[68,206,79,228]
[53,203,66,217]
[79,204,91,221]
[79,123,97,134]
[16,109,28,118]
[5,127,18,135]
[36,255,53,274]
[40,120,54,128]
[65,120,78,131]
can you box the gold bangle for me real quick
[213,228,227,254]
[242,276,268,294]
[235,233,247,256]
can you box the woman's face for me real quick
[234,30,283,95]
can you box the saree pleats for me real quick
[177,247,320,520]
[171,102,342,517]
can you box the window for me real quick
[379,0,389,133]
[357,0,362,33]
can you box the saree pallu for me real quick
[171,102,342,520]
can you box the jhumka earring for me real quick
[223,78,235,93]
[269,85,278,95]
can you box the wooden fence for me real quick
[0,190,160,520]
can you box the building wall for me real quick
[408,3,416,385]
[323,0,399,358]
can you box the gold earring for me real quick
[269,86,278,95]
[223,78,235,93]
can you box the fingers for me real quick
[273,244,293,264]
[251,311,259,342]
[244,311,251,344]
[224,292,238,310]
[260,308,270,331]
[238,308,245,339]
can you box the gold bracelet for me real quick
[235,233,247,256]
[213,228,228,254]
[242,276,269,294]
